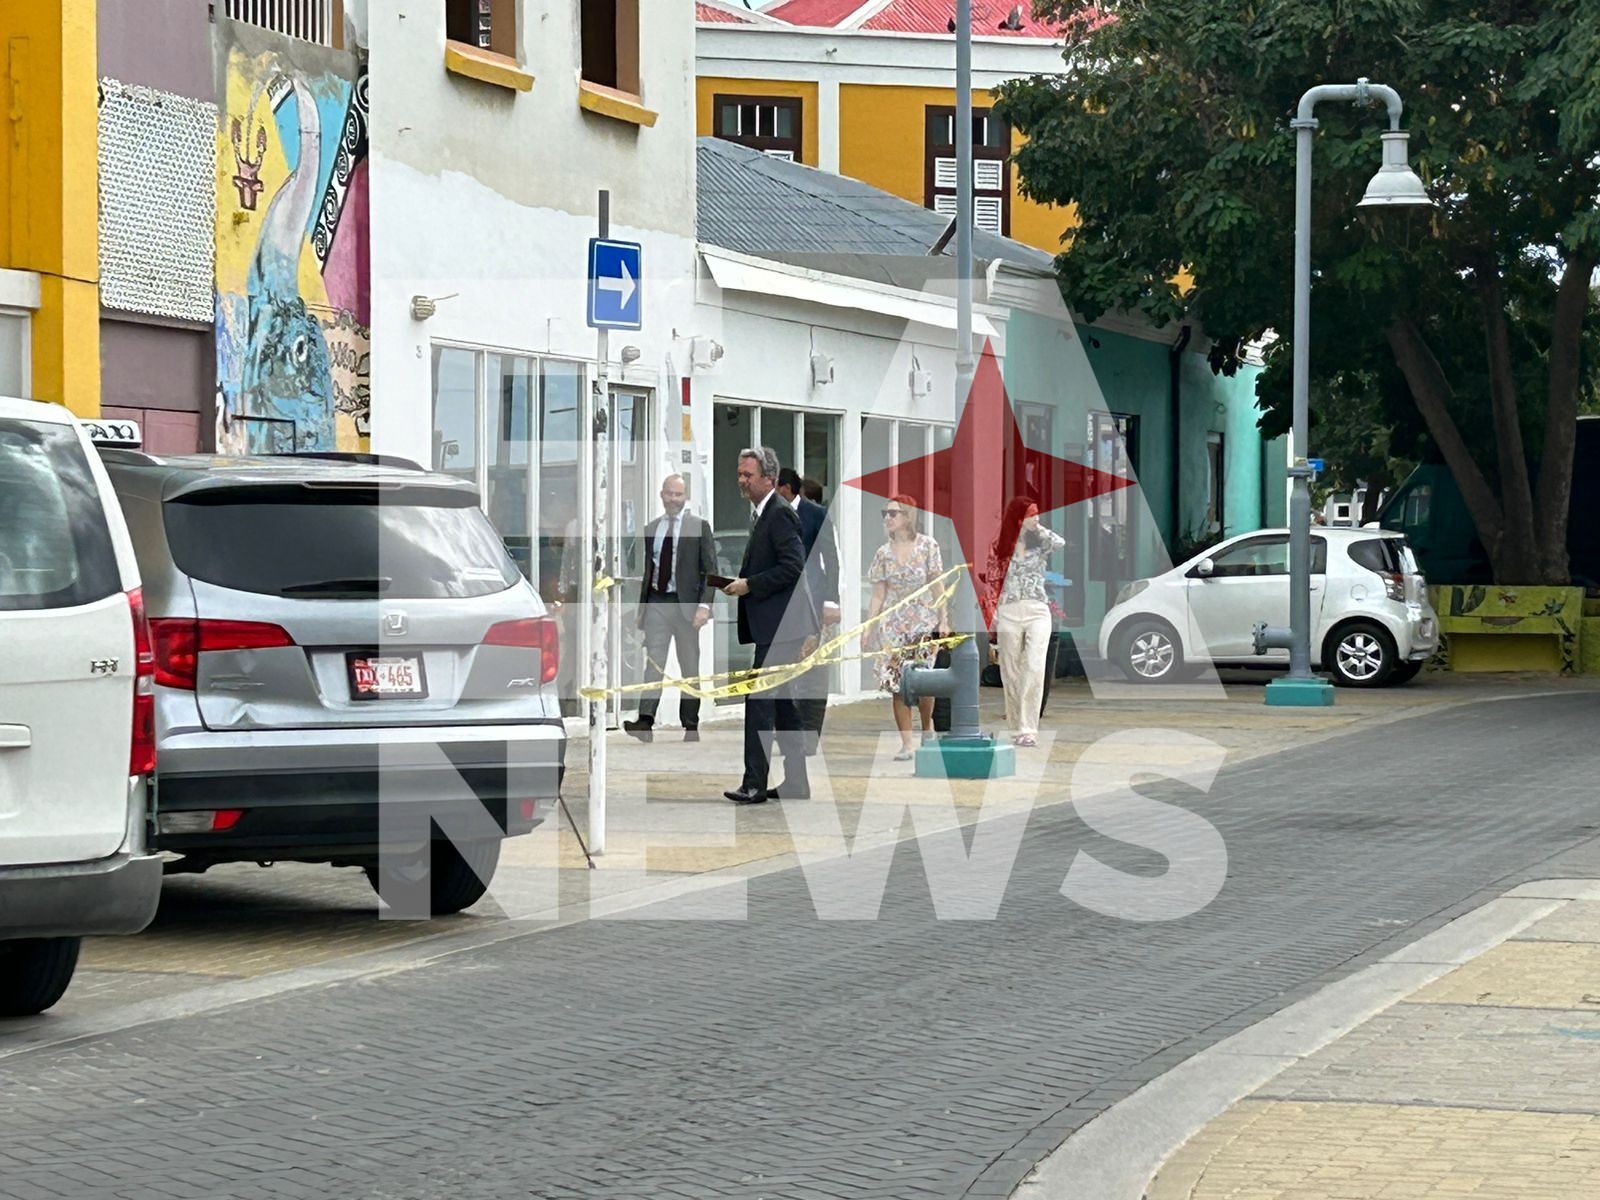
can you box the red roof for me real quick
[767,0,870,26]
[768,0,1062,37]
[863,0,1059,37]
[696,1,763,21]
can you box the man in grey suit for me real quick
[623,475,718,743]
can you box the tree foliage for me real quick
[997,0,1600,582]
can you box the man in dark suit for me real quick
[623,475,718,744]
[776,467,840,754]
[721,448,818,805]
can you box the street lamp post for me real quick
[898,0,1015,779]
[1258,79,1432,707]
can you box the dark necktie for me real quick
[656,516,675,594]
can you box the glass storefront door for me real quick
[429,344,656,719]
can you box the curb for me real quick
[1011,881,1600,1200]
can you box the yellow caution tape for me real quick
[579,564,970,701]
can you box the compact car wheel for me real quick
[1118,619,1184,683]
[1328,622,1397,688]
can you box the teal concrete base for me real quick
[1264,676,1336,707]
[915,737,1017,779]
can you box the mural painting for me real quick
[214,19,369,454]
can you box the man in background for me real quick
[624,475,717,743]
[777,467,840,753]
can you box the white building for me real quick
[364,0,704,708]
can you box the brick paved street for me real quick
[51,674,1478,1022]
[2,689,1600,1199]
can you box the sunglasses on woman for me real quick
[881,509,903,518]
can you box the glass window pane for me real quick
[897,423,928,509]
[1212,537,1290,577]
[803,413,838,501]
[539,360,581,465]
[486,354,533,544]
[0,418,120,610]
[762,407,797,483]
[430,346,477,479]
[165,488,519,600]
[718,102,739,136]
[538,359,582,609]
[775,103,794,139]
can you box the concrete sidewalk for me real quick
[1047,879,1600,1200]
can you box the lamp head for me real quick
[1357,131,1433,210]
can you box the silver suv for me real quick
[100,451,566,916]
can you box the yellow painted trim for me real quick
[443,41,534,92]
[578,81,659,128]
[31,275,100,415]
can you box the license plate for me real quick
[347,654,428,700]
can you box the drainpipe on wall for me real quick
[1168,324,1193,552]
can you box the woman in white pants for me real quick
[987,497,1065,747]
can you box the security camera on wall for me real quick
[811,353,835,386]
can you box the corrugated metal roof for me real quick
[696,1,762,22]
[765,0,875,28]
[696,137,1054,273]
[767,0,1061,36]
[861,0,1059,37]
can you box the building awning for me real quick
[700,247,1000,338]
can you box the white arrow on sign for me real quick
[597,258,636,308]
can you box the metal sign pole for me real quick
[588,189,612,855]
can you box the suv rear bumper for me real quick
[153,722,566,861]
[0,779,161,939]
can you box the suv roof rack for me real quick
[274,451,427,471]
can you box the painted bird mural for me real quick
[240,76,335,453]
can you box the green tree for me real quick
[997,0,1600,582]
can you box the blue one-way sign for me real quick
[587,238,643,331]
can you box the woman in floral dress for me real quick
[864,495,949,760]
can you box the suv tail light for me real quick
[128,589,157,776]
[483,617,561,684]
[1379,571,1405,602]
[150,618,297,690]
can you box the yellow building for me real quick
[0,0,101,412]
[695,0,1072,255]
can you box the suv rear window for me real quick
[1349,538,1404,575]
[163,484,521,599]
[0,418,120,612]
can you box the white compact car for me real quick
[1098,528,1439,687]
[0,398,161,1016]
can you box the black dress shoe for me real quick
[770,785,810,801]
[623,718,654,742]
[683,728,700,743]
[723,786,769,805]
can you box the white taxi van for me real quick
[0,399,160,1016]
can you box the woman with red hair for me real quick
[987,496,1065,747]
[863,494,950,760]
